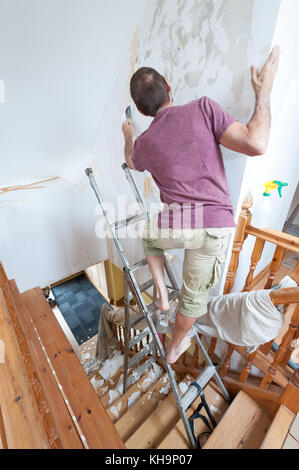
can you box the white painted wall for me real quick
[232,0,299,292]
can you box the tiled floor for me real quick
[52,273,109,345]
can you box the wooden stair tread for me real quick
[106,366,164,423]
[125,375,193,449]
[158,382,229,449]
[203,391,271,449]
[95,369,123,403]
[115,373,171,442]
[260,405,295,449]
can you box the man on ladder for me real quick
[122,46,280,365]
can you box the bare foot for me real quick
[166,335,191,364]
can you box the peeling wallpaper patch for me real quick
[136,0,256,115]
[89,0,281,284]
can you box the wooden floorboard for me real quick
[22,287,125,449]
[9,280,84,449]
[203,391,271,449]
[0,288,48,448]
[125,375,193,449]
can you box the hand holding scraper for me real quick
[122,105,136,140]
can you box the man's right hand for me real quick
[220,45,281,157]
[251,45,280,98]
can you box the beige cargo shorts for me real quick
[142,215,234,318]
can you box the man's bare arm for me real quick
[122,119,136,170]
[220,45,280,157]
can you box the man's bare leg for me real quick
[166,312,196,364]
[146,255,170,311]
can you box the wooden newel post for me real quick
[224,193,253,295]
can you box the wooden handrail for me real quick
[245,226,299,252]
[270,287,299,305]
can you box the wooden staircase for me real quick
[84,352,296,449]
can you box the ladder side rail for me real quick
[122,164,149,218]
[193,326,230,402]
[85,169,132,271]
[125,270,197,448]
[122,164,179,293]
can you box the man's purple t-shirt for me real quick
[132,97,236,229]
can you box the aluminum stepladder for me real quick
[85,164,230,449]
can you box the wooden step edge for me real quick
[260,405,295,449]
[222,374,281,419]
[93,368,124,401]
[124,375,193,449]
[202,391,271,449]
[106,366,165,423]
[158,382,230,450]
[115,373,172,442]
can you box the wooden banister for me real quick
[269,287,299,305]
[22,288,125,449]
[245,226,299,252]
[0,288,49,448]
[9,280,84,449]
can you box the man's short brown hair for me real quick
[130,67,170,117]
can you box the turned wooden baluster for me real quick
[280,328,299,368]
[206,337,217,365]
[243,238,266,291]
[260,339,275,356]
[238,349,259,383]
[292,368,299,389]
[293,258,299,284]
[219,344,235,377]
[260,303,299,389]
[224,193,253,295]
[264,246,286,290]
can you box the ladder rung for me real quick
[128,327,151,349]
[113,212,147,230]
[126,356,156,388]
[180,365,216,411]
[128,279,154,301]
[130,258,148,273]
[127,343,155,370]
